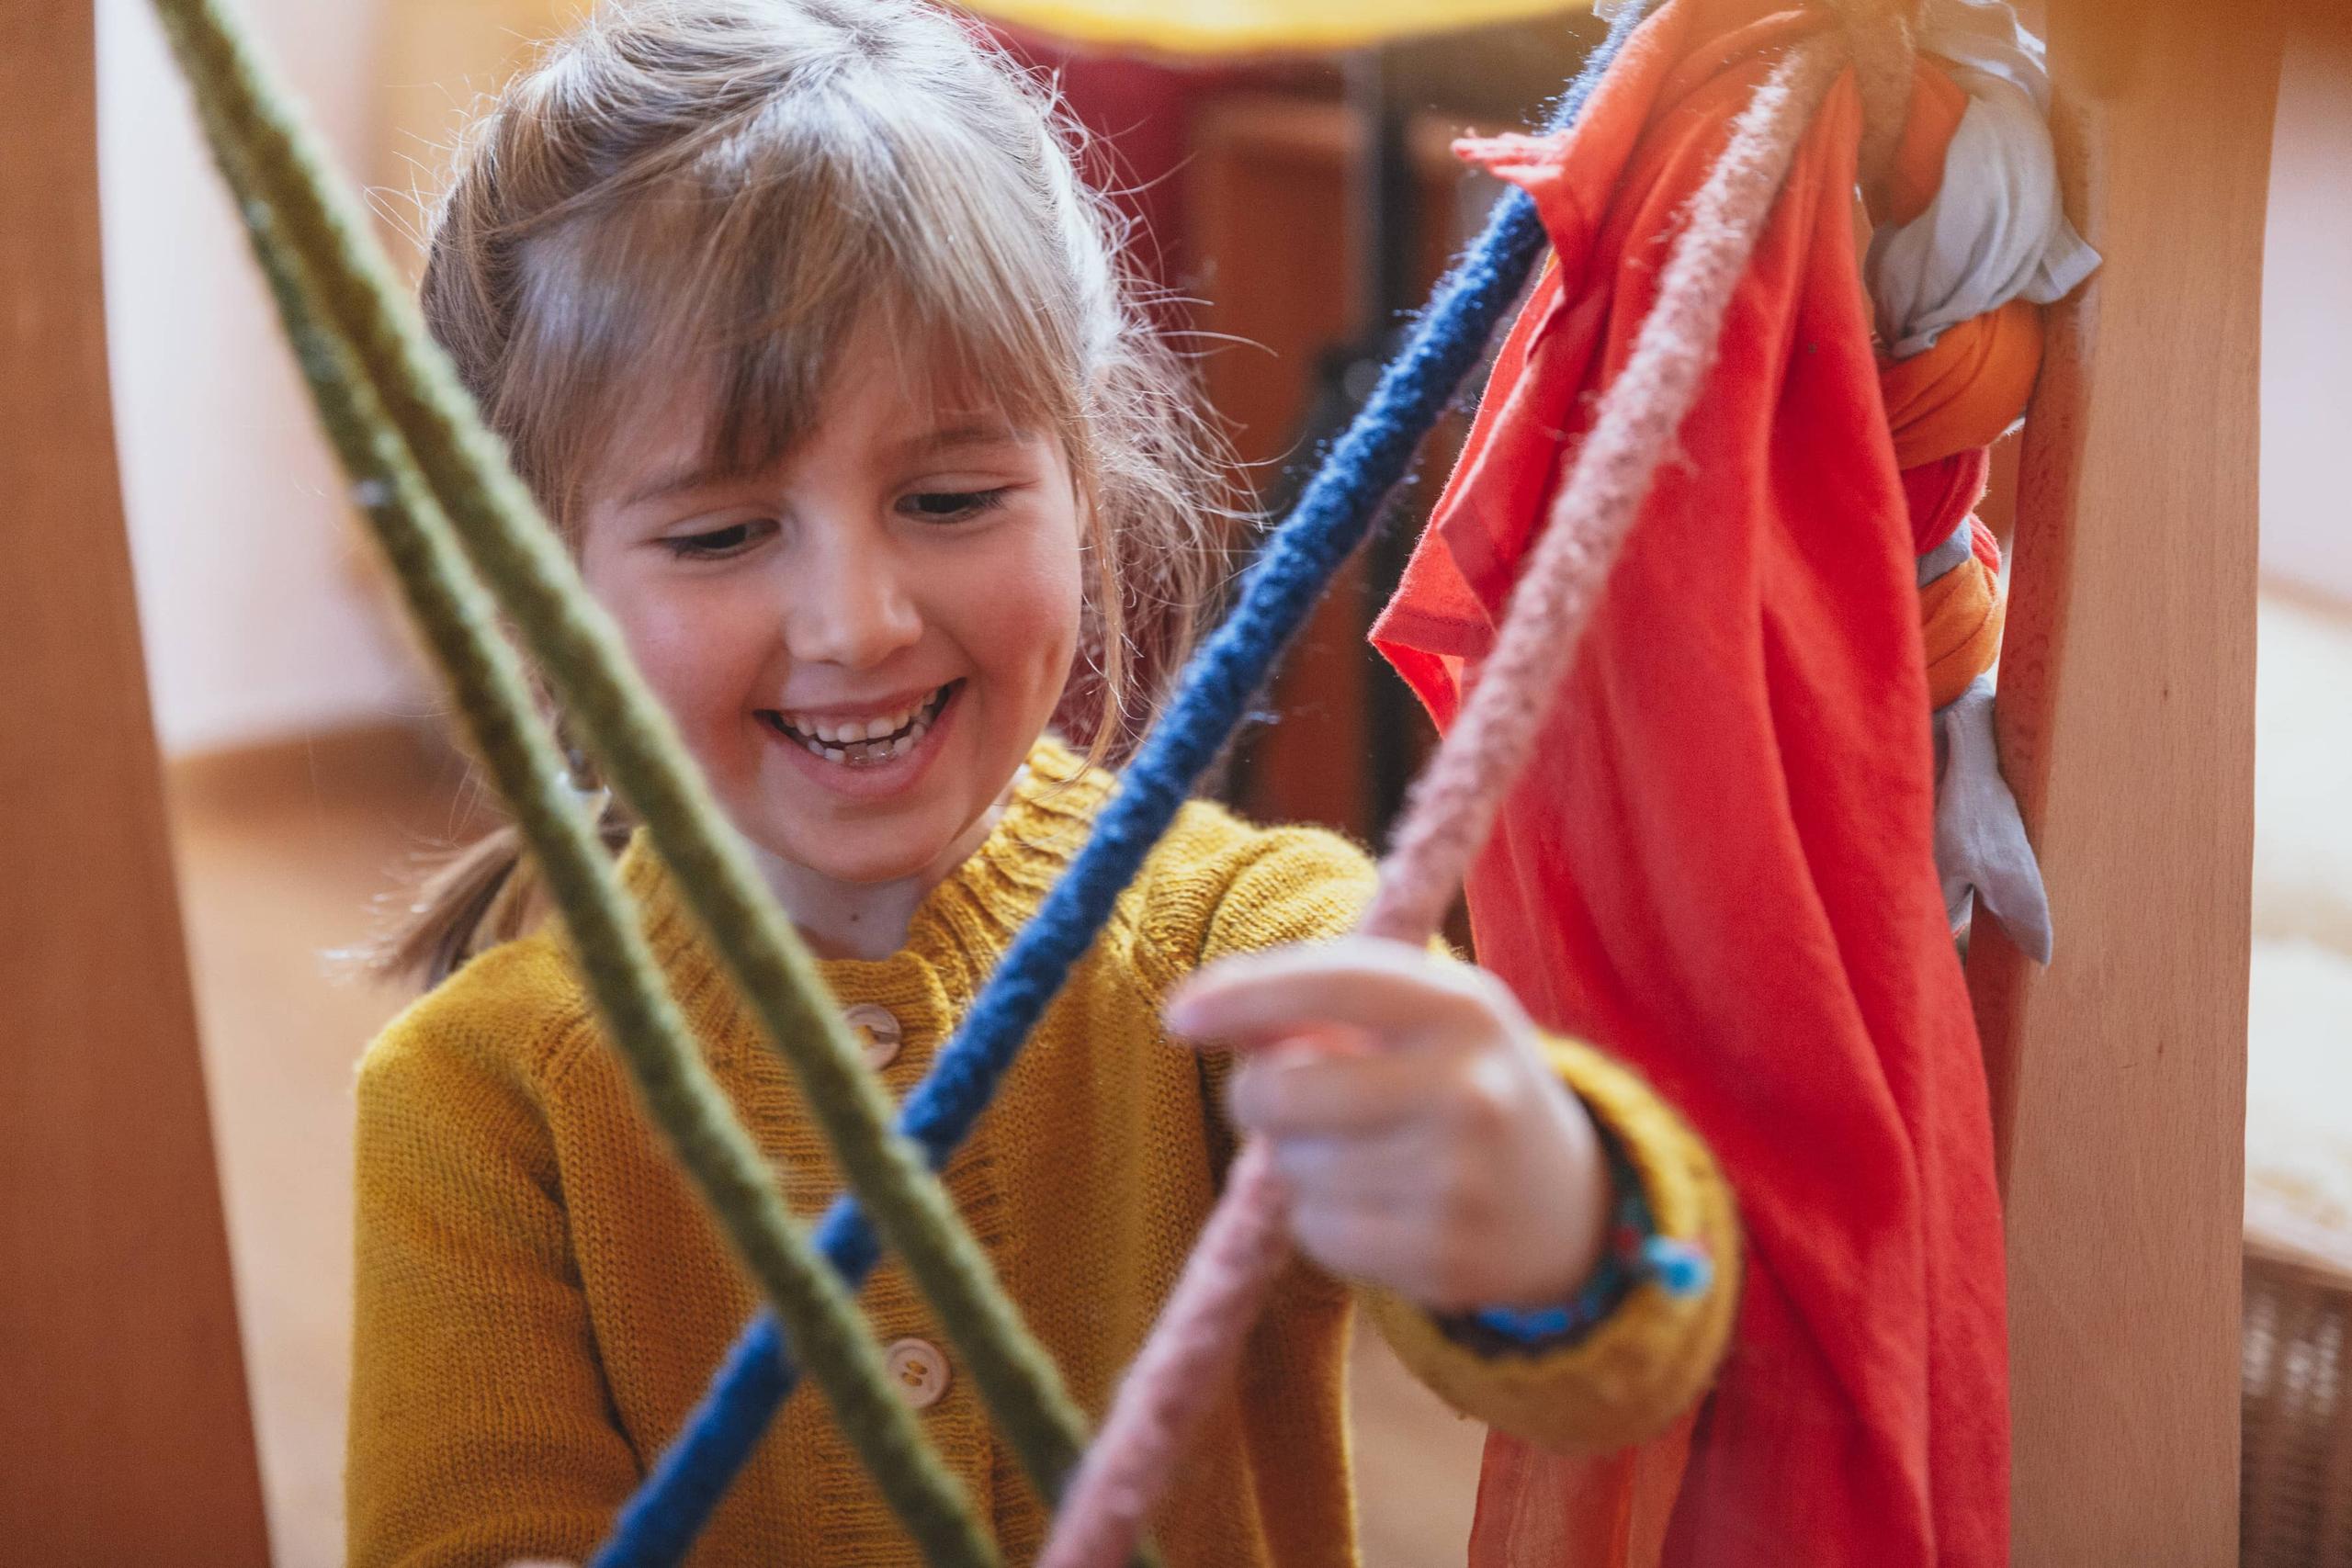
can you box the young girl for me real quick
[351,3,1736,1563]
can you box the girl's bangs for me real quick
[514,107,1088,512]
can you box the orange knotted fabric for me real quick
[1871,51,2041,700]
[1921,520,2007,709]
[1877,34,2045,701]
[1884,297,2042,470]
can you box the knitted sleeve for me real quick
[1182,817,1381,1157]
[346,947,638,1568]
[1193,822,1742,1453]
[1361,1035,1740,1453]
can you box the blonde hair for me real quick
[383,0,1238,982]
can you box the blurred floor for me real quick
[168,727,485,1568]
[166,724,1483,1568]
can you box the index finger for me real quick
[1163,935,1520,1052]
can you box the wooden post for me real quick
[0,6,273,1560]
[1967,1,2281,1562]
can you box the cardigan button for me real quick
[842,1003,903,1071]
[885,1337,951,1410]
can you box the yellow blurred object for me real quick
[954,0,1595,57]
[375,0,594,271]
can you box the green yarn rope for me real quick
[146,0,1091,1524]
[155,43,996,1567]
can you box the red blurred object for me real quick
[985,25,1313,295]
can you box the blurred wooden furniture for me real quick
[1968,0,2281,1562]
[1187,94,1477,840]
[0,5,271,1561]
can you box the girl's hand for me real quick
[1165,936,1611,1314]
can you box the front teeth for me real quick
[811,706,911,744]
[775,685,948,765]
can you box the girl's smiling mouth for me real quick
[757,680,962,769]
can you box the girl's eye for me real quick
[899,488,1012,524]
[662,521,768,559]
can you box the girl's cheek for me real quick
[605,576,774,733]
[957,524,1083,653]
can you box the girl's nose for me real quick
[785,533,922,670]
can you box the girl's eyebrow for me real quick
[620,420,1029,509]
[887,418,1028,462]
[619,458,739,510]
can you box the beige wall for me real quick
[2262,9,2352,607]
[99,0,419,755]
[96,0,603,758]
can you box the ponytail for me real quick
[370,795,632,987]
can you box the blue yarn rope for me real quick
[594,10,1646,1563]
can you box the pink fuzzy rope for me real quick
[1036,39,1841,1568]
[1033,1143,1293,1568]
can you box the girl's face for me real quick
[576,330,1085,895]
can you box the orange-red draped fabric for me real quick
[1370,4,2009,1565]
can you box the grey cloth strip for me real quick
[1932,673,2053,963]
[1917,513,1974,586]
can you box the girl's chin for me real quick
[781,837,958,888]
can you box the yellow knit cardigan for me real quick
[347,740,1737,1567]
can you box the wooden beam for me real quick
[0,5,272,1559]
[1966,1,2281,1562]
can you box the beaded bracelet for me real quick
[1462,1125,1713,1352]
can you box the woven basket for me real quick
[2245,1197,2352,1565]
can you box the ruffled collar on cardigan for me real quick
[610,736,1112,1046]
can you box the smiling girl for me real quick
[350,3,1736,1563]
